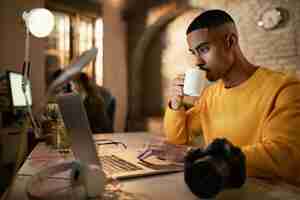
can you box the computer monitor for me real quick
[8,71,32,108]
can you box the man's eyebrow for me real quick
[189,42,209,52]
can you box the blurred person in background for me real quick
[72,72,115,133]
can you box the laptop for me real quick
[56,93,183,179]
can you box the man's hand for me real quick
[170,74,185,110]
[138,138,190,163]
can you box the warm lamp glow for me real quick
[22,8,54,38]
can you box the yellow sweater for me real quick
[164,67,300,185]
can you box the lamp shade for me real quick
[23,8,54,38]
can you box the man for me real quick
[164,9,300,185]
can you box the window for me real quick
[95,18,103,86]
[45,10,103,86]
[77,16,94,78]
[46,11,70,68]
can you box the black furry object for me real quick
[184,138,246,199]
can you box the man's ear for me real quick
[225,33,237,49]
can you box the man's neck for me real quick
[222,59,258,89]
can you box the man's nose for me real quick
[195,55,206,66]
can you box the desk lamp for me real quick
[22,8,54,138]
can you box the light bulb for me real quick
[23,8,54,38]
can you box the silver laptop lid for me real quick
[57,93,100,166]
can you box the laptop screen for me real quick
[9,72,32,107]
[57,93,100,166]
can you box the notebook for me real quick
[56,93,183,179]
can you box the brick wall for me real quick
[191,0,300,72]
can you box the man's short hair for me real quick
[186,10,235,35]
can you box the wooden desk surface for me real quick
[5,132,300,200]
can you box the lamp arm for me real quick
[22,27,42,138]
[23,27,30,79]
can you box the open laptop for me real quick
[56,93,183,179]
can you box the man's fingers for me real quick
[169,74,185,106]
[173,77,184,86]
[171,87,184,96]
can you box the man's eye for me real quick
[198,47,209,54]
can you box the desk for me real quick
[5,132,300,200]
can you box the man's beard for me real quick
[197,65,218,82]
[197,65,214,81]
[206,71,216,82]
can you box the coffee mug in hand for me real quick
[183,68,204,96]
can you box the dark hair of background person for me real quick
[77,73,99,98]
[48,69,72,93]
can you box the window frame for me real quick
[45,3,102,85]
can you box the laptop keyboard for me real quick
[99,155,143,175]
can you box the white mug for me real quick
[183,68,204,96]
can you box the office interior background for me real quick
[1,0,300,194]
